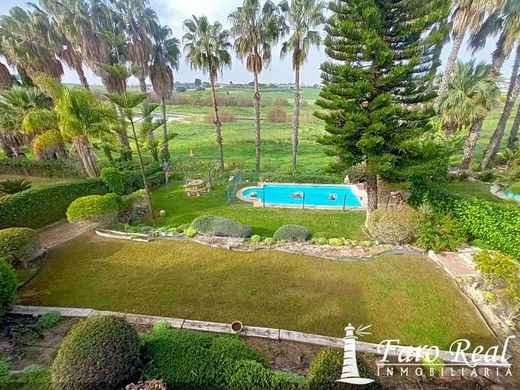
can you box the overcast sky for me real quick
[0,0,515,86]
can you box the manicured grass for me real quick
[441,181,517,204]
[151,184,367,238]
[18,233,495,348]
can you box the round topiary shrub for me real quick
[0,227,40,266]
[191,216,252,238]
[273,224,309,242]
[52,315,141,390]
[307,348,380,390]
[367,205,421,244]
[0,258,17,317]
[66,193,121,226]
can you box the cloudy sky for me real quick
[0,0,515,86]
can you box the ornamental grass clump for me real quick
[191,215,252,238]
[367,205,421,244]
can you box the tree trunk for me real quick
[435,30,465,111]
[292,63,301,175]
[507,103,520,149]
[481,45,520,170]
[129,119,154,218]
[160,98,170,162]
[116,106,132,161]
[75,64,90,90]
[490,32,508,77]
[0,134,14,158]
[210,73,224,172]
[459,119,483,170]
[139,76,158,162]
[366,174,378,215]
[253,70,261,174]
[73,135,99,178]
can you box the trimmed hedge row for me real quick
[0,157,85,178]
[421,188,520,258]
[0,179,108,229]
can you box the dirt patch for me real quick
[0,314,78,371]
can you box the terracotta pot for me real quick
[231,320,243,333]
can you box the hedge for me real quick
[66,193,121,225]
[191,215,252,238]
[0,259,17,317]
[52,316,141,390]
[422,188,520,258]
[0,179,107,229]
[0,157,85,178]
[0,227,40,265]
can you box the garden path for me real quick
[428,249,480,278]
[38,220,96,249]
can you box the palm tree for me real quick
[434,0,502,110]
[183,16,232,172]
[34,0,90,89]
[149,23,180,162]
[440,61,501,170]
[34,75,113,177]
[279,0,325,174]
[507,104,520,149]
[119,0,160,161]
[0,7,64,81]
[481,44,520,169]
[229,0,284,174]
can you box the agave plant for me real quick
[0,178,31,195]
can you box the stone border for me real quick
[490,184,519,202]
[236,182,367,210]
[8,305,510,365]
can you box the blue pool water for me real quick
[241,184,363,208]
[504,189,520,202]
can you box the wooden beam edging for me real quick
[9,305,511,364]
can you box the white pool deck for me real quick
[236,182,368,210]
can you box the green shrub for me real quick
[0,354,7,377]
[328,238,344,246]
[273,224,309,242]
[0,227,39,266]
[0,179,31,195]
[100,167,125,195]
[417,188,520,258]
[0,365,52,390]
[307,348,381,390]
[421,355,445,376]
[66,193,120,225]
[313,237,330,245]
[0,157,84,178]
[0,259,17,317]
[0,179,107,229]
[264,237,276,245]
[367,205,420,244]
[185,226,197,237]
[228,360,305,390]
[37,311,61,329]
[250,234,262,243]
[312,232,335,239]
[416,213,467,252]
[191,215,252,238]
[52,316,141,390]
[141,328,262,389]
[473,250,518,285]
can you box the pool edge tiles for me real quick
[236,182,367,210]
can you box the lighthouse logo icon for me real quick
[337,323,374,385]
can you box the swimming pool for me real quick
[237,183,365,209]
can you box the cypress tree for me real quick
[316,0,450,213]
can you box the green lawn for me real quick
[441,181,518,205]
[18,233,495,349]
[151,184,367,238]
[0,174,71,188]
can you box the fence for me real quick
[224,170,243,204]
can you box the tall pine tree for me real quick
[316,0,450,213]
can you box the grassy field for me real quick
[151,184,367,238]
[18,233,496,348]
[0,174,71,187]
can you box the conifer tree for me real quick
[316,0,450,213]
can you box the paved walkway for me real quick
[38,220,96,250]
[428,249,479,278]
